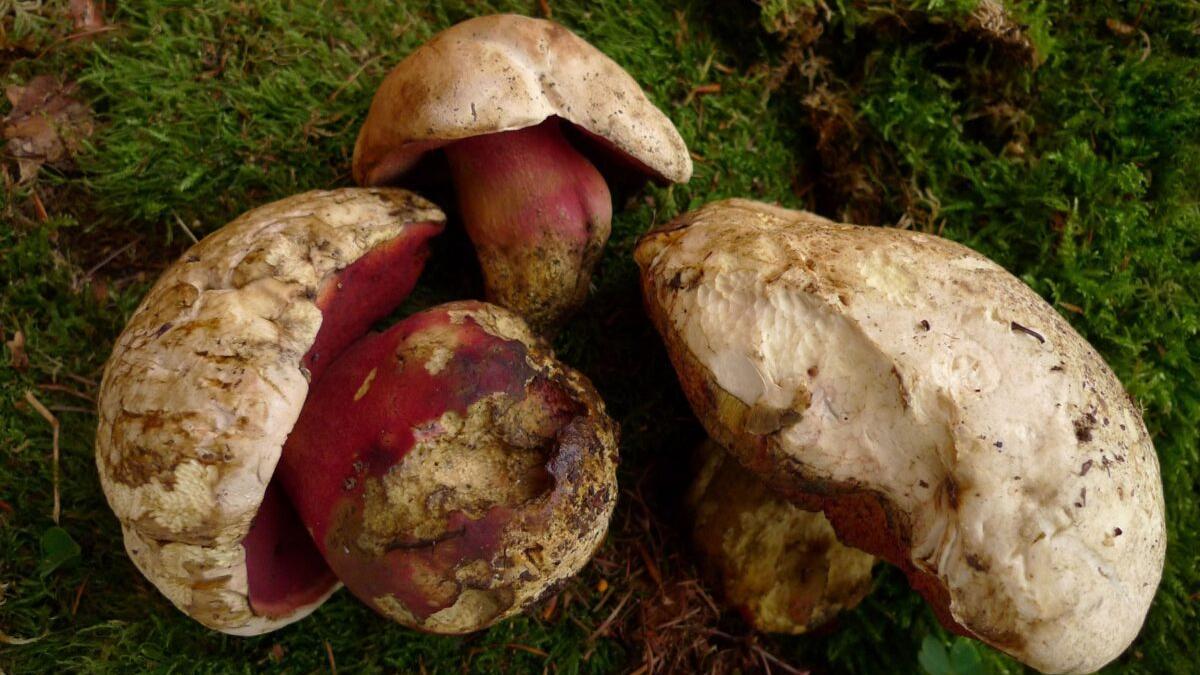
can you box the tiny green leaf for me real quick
[38,526,81,577]
[919,635,952,675]
[949,638,986,675]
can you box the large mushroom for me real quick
[95,188,618,635]
[689,439,874,634]
[636,199,1166,673]
[353,14,692,331]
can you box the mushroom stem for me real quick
[443,118,612,332]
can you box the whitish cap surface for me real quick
[636,199,1166,674]
[95,188,444,634]
[353,14,692,186]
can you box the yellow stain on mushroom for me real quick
[354,368,377,402]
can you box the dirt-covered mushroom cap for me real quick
[279,300,619,633]
[96,188,446,635]
[636,199,1166,674]
[352,14,691,187]
[689,440,874,634]
[352,14,691,331]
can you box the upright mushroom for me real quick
[354,14,692,331]
[636,199,1166,674]
[689,440,874,634]
[96,188,619,635]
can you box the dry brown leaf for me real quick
[6,329,29,371]
[68,0,106,32]
[2,76,95,183]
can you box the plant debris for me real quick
[2,76,95,183]
[67,0,106,32]
[5,329,28,371]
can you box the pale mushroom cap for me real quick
[636,199,1166,674]
[352,14,692,186]
[95,188,445,634]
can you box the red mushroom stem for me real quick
[442,118,612,332]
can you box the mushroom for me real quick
[278,300,618,633]
[96,188,618,635]
[689,439,874,634]
[353,14,692,331]
[636,199,1166,673]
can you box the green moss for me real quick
[3,0,1197,672]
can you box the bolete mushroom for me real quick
[279,300,618,633]
[353,14,692,331]
[689,439,874,634]
[636,199,1166,673]
[96,188,618,635]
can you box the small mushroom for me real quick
[96,188,618,635]
[689,439,874,634]
[636,199,1166,674]
[354,14,692,331]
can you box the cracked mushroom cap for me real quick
[352,13,692,187]
[278,300,619,633]
[636,199,1166,674]
[689,439,874,634]
[95,188,445,635]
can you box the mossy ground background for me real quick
[1,1,1196,672]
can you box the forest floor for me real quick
[1,1,1197,673]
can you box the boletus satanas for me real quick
[353,14,692,332]
[95,188,618,635]
[637,199,1166,674]
[689,439,875,634]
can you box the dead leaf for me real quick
[2,76,95,183]
[68,0,106,32]
[6,329,29,371]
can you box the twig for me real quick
[38,383,95,402]
[49,405,95,415]
[24,390,61,524]
[71,576,89,616]
[750,644,807,675]
[587,590,633,643]
[36,25,120,58]
[326,55,382,104]
[174,215,199,244]
[683,83,721,105]
[538,0,552,18]
[324,640,337,674]
[504,643,549,658]
[31,189,48,222]
[635,541,663,589]
[64,372,99,389]
[85,238,141,279]
[540,593,558,621]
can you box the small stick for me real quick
[49,405,95,415]
[587,590,633,642]
[505,643,549,658]
[324,640,337,674]
[85,238,141,279]
[683,83,721,105]
[71,576,89,616]
[174,214,199,244]
[37,383,95,402]
[31,189,48,222]
[24,390,60,524]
